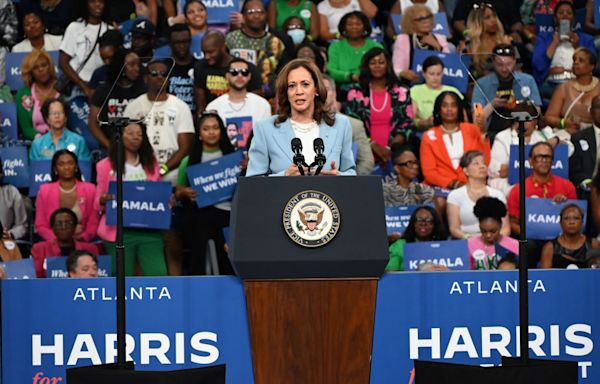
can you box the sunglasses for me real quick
[148,70,168,77]
[228,68,250,77]
[473,2,493,9]
[494,47,514,56]
[413,14,434,22]
[245,8,265,14]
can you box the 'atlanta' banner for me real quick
[29,160,92,197]
[508,144,568,184]
[106,181,172,229]
[385,205,421,235]
[525,198,587,240]
[1,277,254,384]
[412,50,470,94]
[186,151,244,208]
[0,146,29,188]
[46,255,112,278]
[403,240,469,271]
[371,270,599,384]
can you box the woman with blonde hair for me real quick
[16,49,60,141]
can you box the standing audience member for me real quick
[569,95,600,194]
[12,11,62,52]
[166,23,198,114]
[66,250,98,278]
[452,0,525,44]
[31,207,98,278]
[130,17,156,61]
[35,150,98,242]
[382,146,434,206]
[182,0,209,39]
[0,162,28,241]
[87,29,125,90]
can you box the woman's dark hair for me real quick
[67,250,98,274]
[559,203,584,220]
[108,121,156,174]
[41,97,69,126]
[283,16,305,31]
[574,47,598,68]
[391,145,415,165]
[473,196,507,223]
[403,206,447,242]
[554,1,575,24]
[51,150,82,182]
[50,207,78,228]
[295,42,325,72]
[189,112,235,166]
[497,253,518,269]
[185,0,207,13]
[459,149,484,169]
[358,47,400,92]
[338,11,372,37]
[106,48,138,82]
[422,55,445,72]
[432,91,464,126]
[22,11,46,28]
[99,29,124,49]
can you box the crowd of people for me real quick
[0,0,600,278]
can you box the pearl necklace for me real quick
[59,184,76,194]
[370,88,389,113]
[291,119,317,133]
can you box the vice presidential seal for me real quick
[283,190,340,248]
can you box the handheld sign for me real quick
[46,255,112,278]
[181,0,240,24]
[385,205,421,235]
[404,240,469,271]
[535,9,586,34]
[0,103,18,140]
[186,151,243,208]
[225,116,252,149]
[392,13,450,36]
[29,160,92,197]
[525,198,587,240]
[508,144,568,184]
[0,146,29,188]
[6,51,60,91]
[0,258,36,279]
[106,181,172,230]
[412,50,470,93]
[68,96,100,151]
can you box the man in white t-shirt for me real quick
[124,59,194,185]
[205,58,271,149]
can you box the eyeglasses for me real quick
[148,70,168,77]
[53,220,75,228]
[228,68,250,77]
[49,111,65,117]
[473,2,493,9]
[532,154,552,162]
[245,8,265,14]
[395,160,419,167]
[494,47,515,56]
[287,24,304,30]
[415,217,434,224]
[413,14,433,22]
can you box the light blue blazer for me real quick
[246,114,357,176]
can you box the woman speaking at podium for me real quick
[246,58,356,176]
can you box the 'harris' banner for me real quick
[385,205,421,235]
[186,151,244,208]
[0,103,18,139]
[525,198,587,240]
[6,51,60,91]
[403,240,469,271]
[106,181,172,230]
[535,9,586,34]
[179,0,240,24]
[0,146,29,188]
[508,144,568,184]
[412,50,470,94]
[29,160,92,197]
[46,255,112,278]
[0,258,36,279]
[391,12,450,36]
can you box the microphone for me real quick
[291,138,307,176]
[312,138,326,176]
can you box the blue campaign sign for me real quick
[186,151,244,208]
[69,96,100,151]
[0,103,18,139]
[508,144,568,184]
[46,255,112,278]
[525,198,587,240]
[371,160,394,178]
[0,146,29,188]
[403,240,469,271]
[29,159,92,197]
[5,51,60,91]
[371,270,599,384]
[0,258,36,279]
[432,186,450,198]
[535,9,586,34]
[596,0,600,28]
[106,181,172,230]
[180,0,240,24]
[1,276,254,384]
[391,13,450,36]
[385,205,420,235]
[412,50,470,93]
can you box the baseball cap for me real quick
[131,18,155,36]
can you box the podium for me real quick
[230,177,388,383]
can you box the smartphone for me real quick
[559,20,570,39]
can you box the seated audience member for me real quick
[468,196,518,269]
[569,95,600,195]
[318,0,377,41]
[540,204,600,268]
[18,0,78,36]
[269,1,319,42]
[507,142,577,267]
[489,101,558,195]
[452,0,525,45]
[16,50,60,141]
[545,49,600,135]
[296,42,326,73]
[411,56,463,132]
[472,44,541,142]
[29,98,91,161]
[346,47,414,167]
[95,122,168,277]
[0,221,22,262]
[130,17,156,60]
[12,11,62,52]
[420,91,490,191]
[282,17,311,48]
[392,4,449,83]
[387,206,447,271]
[31,208,98,278]
[0,162,28,241]
[386,0,446,39]
[448,150,508,239]
[88,29,125,90]
[497,253,518,269]
[383,146,434,206]
[67,250,99,278]
[35,150,98,242]
[327,11,383,85]
[532,1,596,99]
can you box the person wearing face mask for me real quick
[269,0,319,42]
[283,16,309,47]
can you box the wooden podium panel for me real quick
[245,279,377,384]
